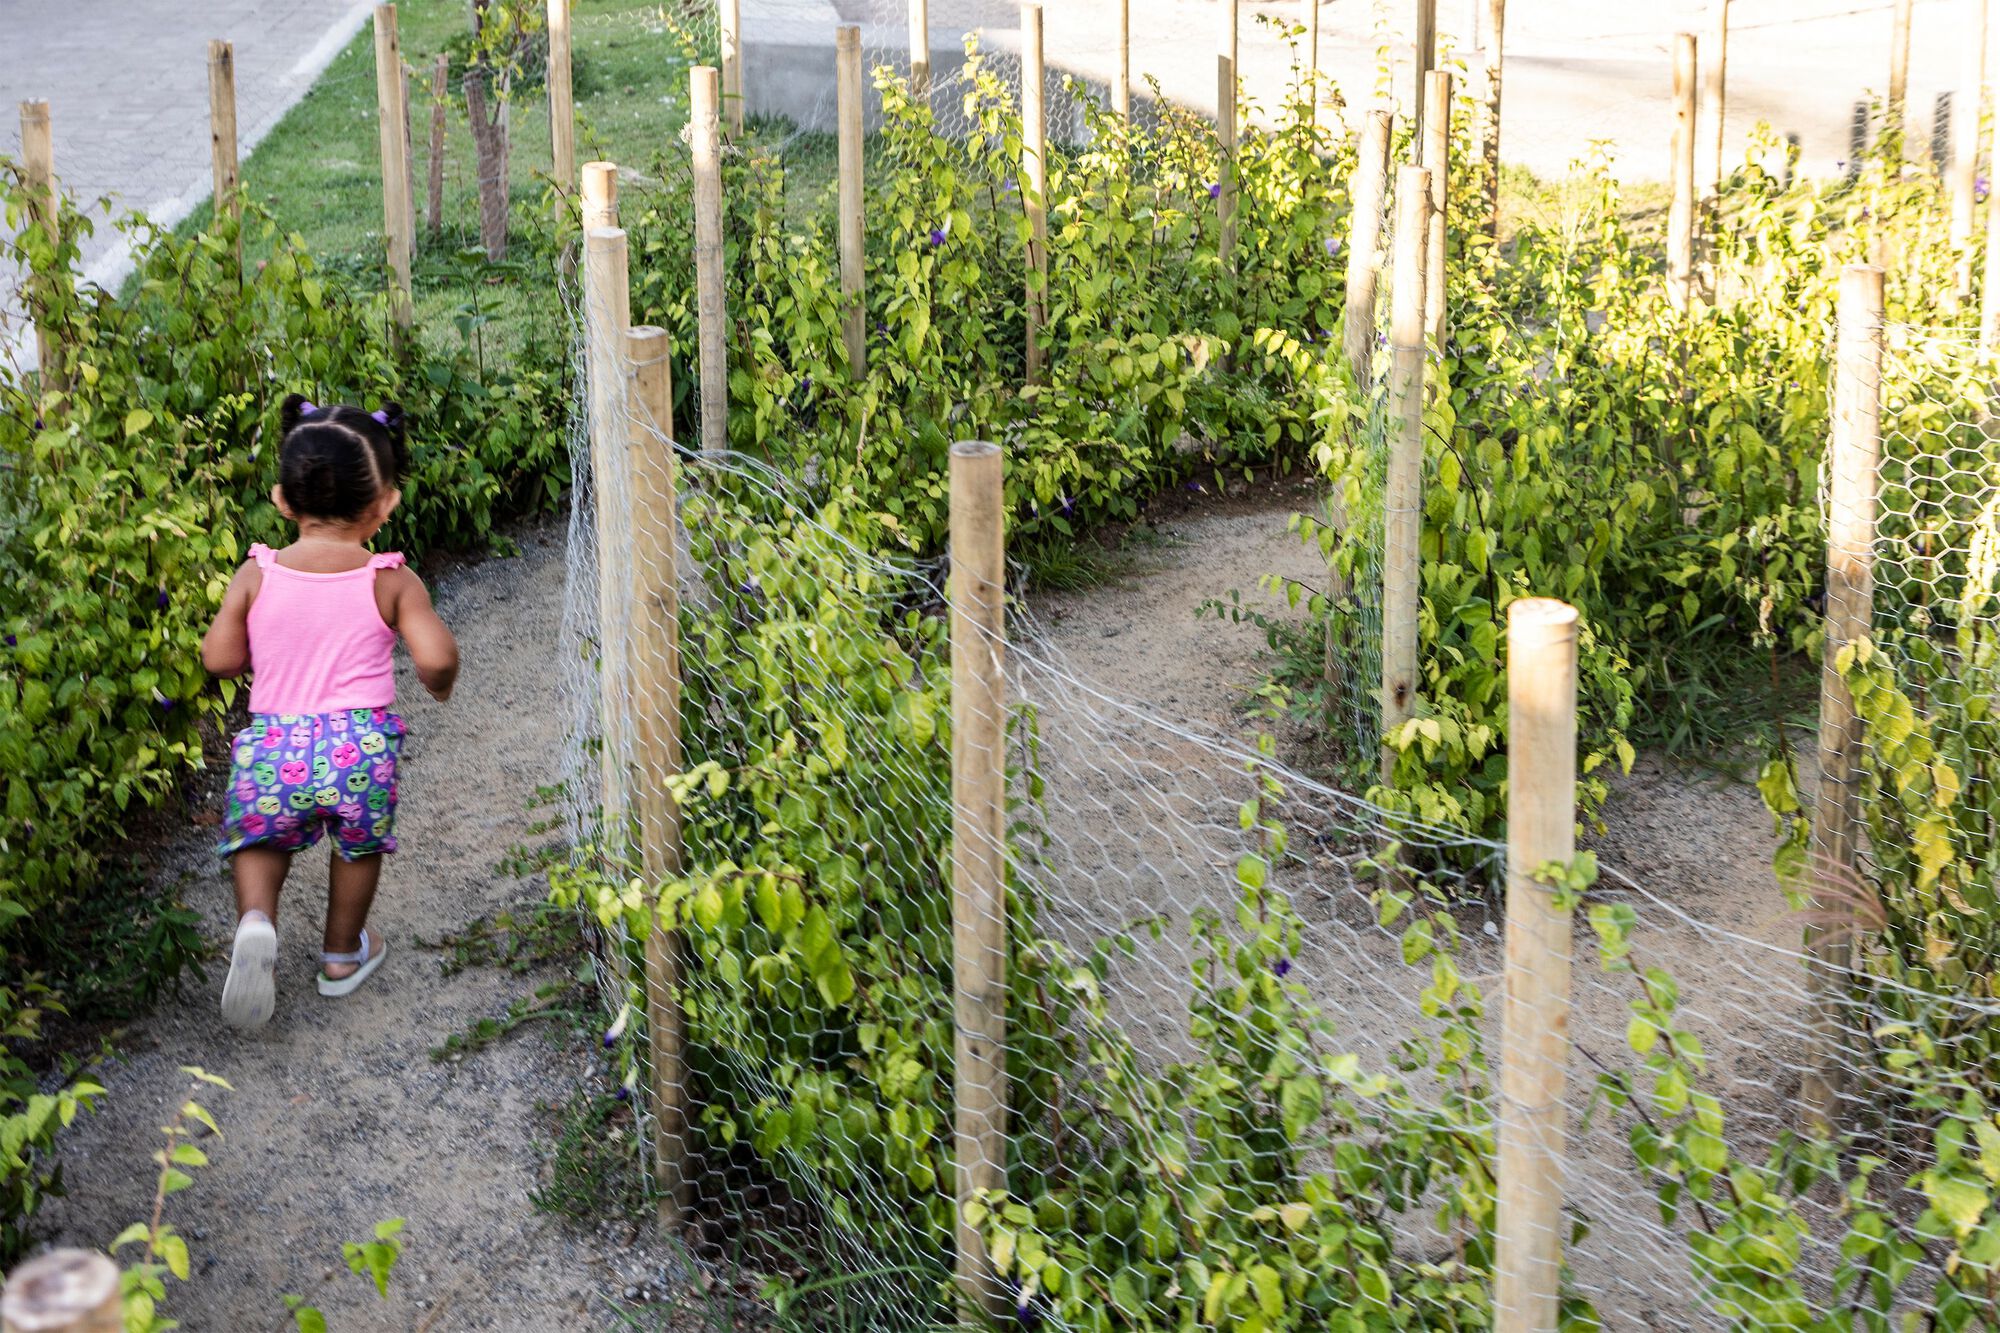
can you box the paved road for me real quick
[1,0,372,371]
[758,0,1970,180]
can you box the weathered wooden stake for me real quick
[1699,0,1730,204]
[624,321,689,1226]
[548,0,576,191]
[691,67,728,452]
[910,0,931,106]
[1949,0,1989,309]
[427,54,448,238]
[1802,264,1884,1132]
[949,438,1009,1322]
[1668,32,1696,313]
[401,62,418,254]
[1343,108,1393,386]
[1023,5,1049,383]
[583,225,632,848]
[208,41,240,224]
[720,0,744,138]
[1380,163,1431,783]
[1,1249,122,1333]
[1421,69,1450,344]
[1888,0,1913,153]
[1413,0,1437,149]
[582,160,618,231]
[1481,0,1506,237]
[17,100,57,385]
[1305,0,1321,133]
[836,26,866,375]
[1114,0,1131,119]
[1492,597,1581,1333]
[1218,0,1239,270]
[373,4,414,331]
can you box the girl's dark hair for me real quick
[275,394,409,522]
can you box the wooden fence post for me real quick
[373,4,414,331]
[691,66,728,452]
[1,1249,122,1333]
[583,225,632,847]
[1421,70,1450,345]
[1801,264,1885,1132]
[1668,32,1696,313]
[1380,163,1431,783]
[949,438,1009,1323]
[624,321,690,1226]
[1114,0,1131,119]
[1481,0,1506,237]
[581,160,618,231]
[18,100,58,387]
[1343,108,1393,386]
[1023,5,1048,383]
[1218,0,1238,272]
[1413,0,1437,150]
[402,62,418,255]
[720,0,744,138]
[836,26,866,376]
[1491,597,1581,1333]
[1701,0,1730,204]
[548,0,575,191]
[427,54,448,238]
[1305,0,1321,133]
[909,0,931,106]
[1888,0,1913,154]
[1949,0,1988,310]
[208,41,240,224]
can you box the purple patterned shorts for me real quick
[217,710,404,861]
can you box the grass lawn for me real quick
[199,0,716,359]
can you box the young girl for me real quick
[201,395,459,1029]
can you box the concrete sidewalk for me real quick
[2,0,374,372]
[749,0,1968,181]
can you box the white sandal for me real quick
[221,914,278,1030]
[317,928,387,998]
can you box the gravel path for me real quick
[37,522,692,1332]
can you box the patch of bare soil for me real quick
[1022,481,1808,1330]
[37,522,696,1331]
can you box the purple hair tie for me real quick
[371,410,389,425]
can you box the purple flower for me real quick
[156,697,174,714]
[1273,957,1293,978]
[1980,175,1991,201]
[1058,495,1075,518]
[1323,235,1340,257]
[155,588,169,611]
[614,1086,630,1101]
[1002,178,1018,195]
[929,226,947,247]
[1375,330,1388,348]
[32,417,42,431]
[5,635,15,648]
[1186,480,1203,493]
[1208,181,1223,199]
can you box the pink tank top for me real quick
[245,543,405,716]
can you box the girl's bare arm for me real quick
[201,563,259,677]
[384,568,459,701]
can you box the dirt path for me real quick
[39,522,684,1331]
[1022,482,1803,1329]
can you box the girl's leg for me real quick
[324,851,383,981]
[231,846,292,922]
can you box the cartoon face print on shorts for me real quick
[331,741,362,769]
[313,756,334,784]
[315,787,341,808]
[345,770,371,794]
[261,724,285,748]
[360,732,387,756]
[288,722,313,747]
[256,795,282,816]
[288,790,317,812]
[367,787,389,811]
[279,760,309,785]
[370,758,394,785]
[329,711,349,733]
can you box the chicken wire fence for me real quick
[548,80,2000,1320]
